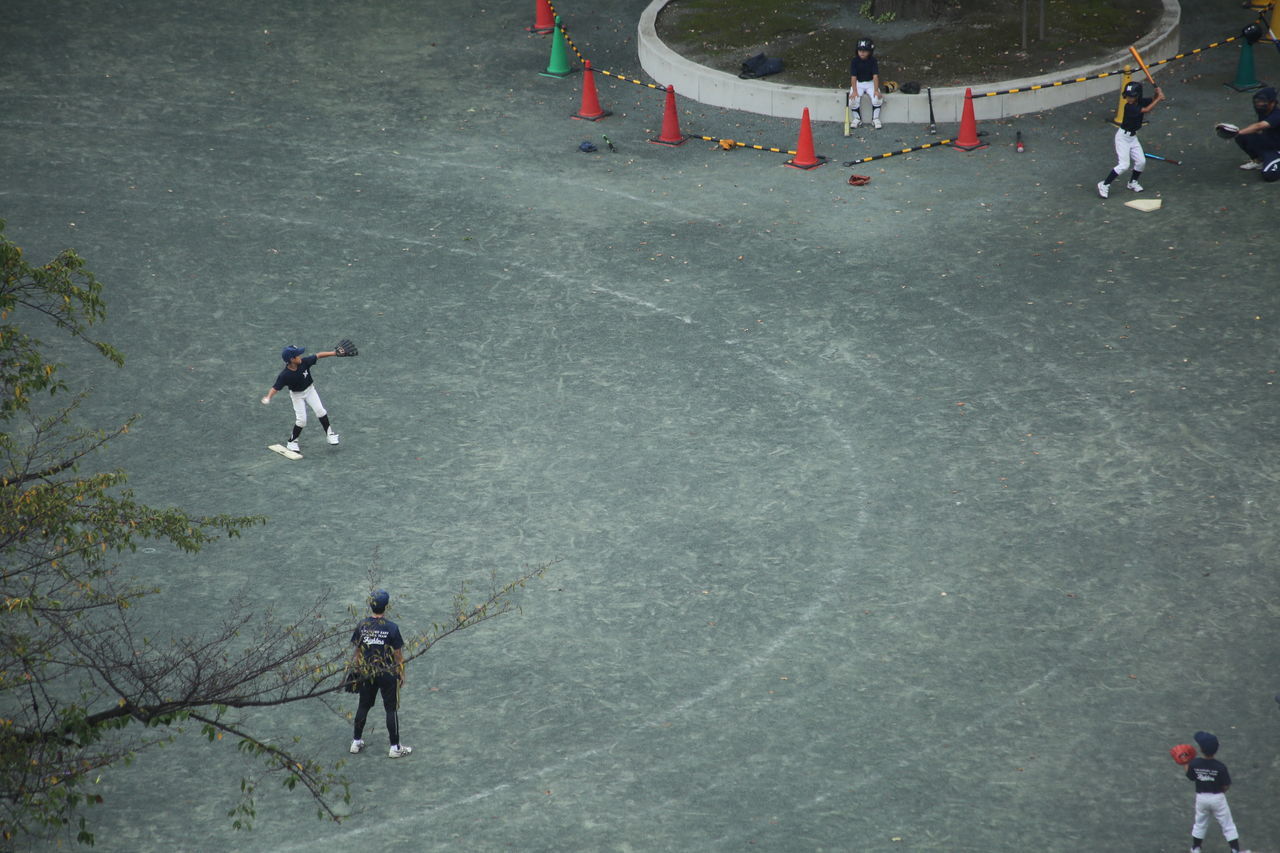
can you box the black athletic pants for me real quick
[353,673,400,746]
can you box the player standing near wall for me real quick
[848,38,883,130]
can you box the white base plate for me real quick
[1124,198,1162,212]
[268,443,303,460]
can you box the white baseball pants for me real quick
[850,80,882,112]
[1191,792,1239,842]
[288,386,327,428]
[1112,128,1144,176]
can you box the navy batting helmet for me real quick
[857,38,874,52]
[1122,81,1142,99]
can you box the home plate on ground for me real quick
[1124,198,1162,212]
[268,443,303,460]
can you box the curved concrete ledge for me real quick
[638,0,1181,125]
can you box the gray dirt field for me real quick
[2,0,1279,851]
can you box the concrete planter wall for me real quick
[637,1,1181,125]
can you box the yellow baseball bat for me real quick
[1128,45,1157,87]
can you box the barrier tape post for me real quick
[1226,40,1264,90]
[784,107,825,169]
[527,0,555,34]
[540,16,574,78]
[951,88,988,151]
[572,60,611,120]
[650,85,687,146]
[1114,66,1133,124]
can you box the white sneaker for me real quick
[1127,180,1143,192]
[1096,181,1109,198]
[327,430,340,445]
[851,116,861,129]
[872,118,882,129]
[286,440,300,453]
[350,739,365,754]
[1240,160,1262,170]
[389,745,413,759]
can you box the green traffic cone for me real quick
[1226,41,1263,91]
[540,16,573,78]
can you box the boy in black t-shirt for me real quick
[261,345,342,453]
[1183,731,1247,853]
[847,38,883,130]
[1097,81,1163,198]
[349,589,412,759]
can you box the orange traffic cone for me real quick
[785,107,825,169]
[951,88,988,151]
[572,61,611,121]
[649,85,686,146]
[527,0,555,33]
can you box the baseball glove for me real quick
[1170,743,1197,765]
[334,338,358,357]
[848,174,871,186]
[341,667,363,693]
[1215,122,1240,139]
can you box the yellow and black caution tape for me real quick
[841,140,955,164]
[973,34,1243,98]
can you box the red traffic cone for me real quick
[951,88,988,151]
[572,61,612,121]
[785,107,825,169]
[649,85,686,146]
[527,0,555,33]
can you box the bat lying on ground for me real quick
[1144,152,1181,165]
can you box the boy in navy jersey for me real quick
[1183,731,1248,853]
[261,344,342,453]
[349,589,412,759]
[1234,86,1280,177]
[847,38,883,130]
[1097,81,1163,198]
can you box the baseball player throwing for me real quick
[261,341,356,453]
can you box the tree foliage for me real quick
[0,221,551,846]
